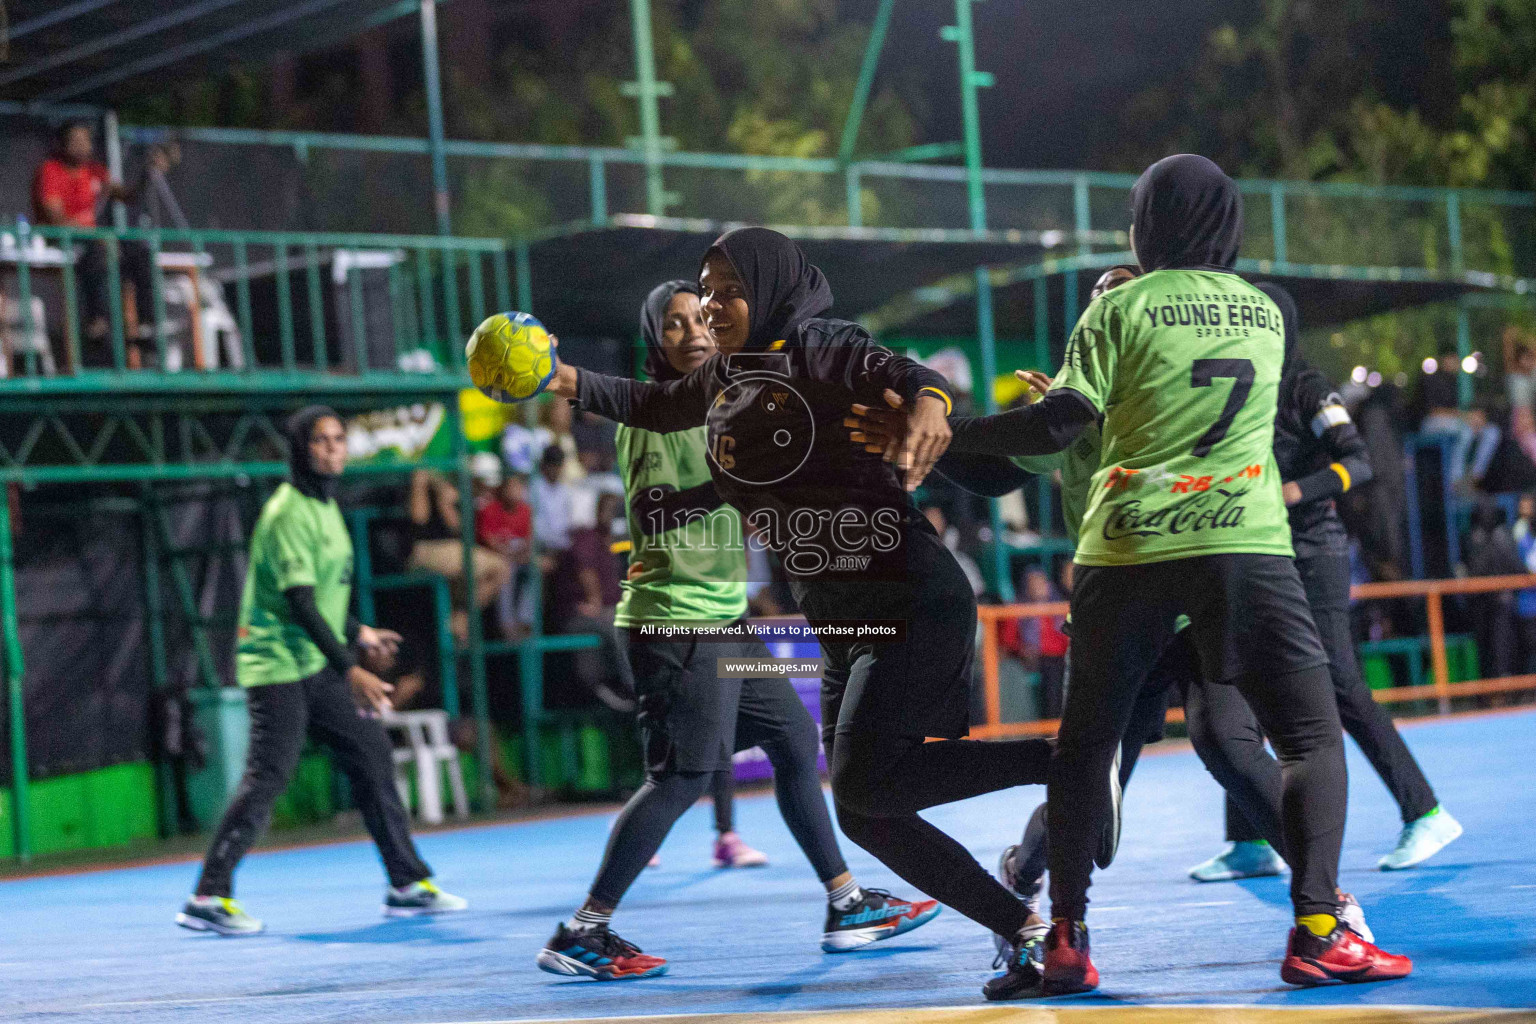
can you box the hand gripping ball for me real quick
[466,311,557,403]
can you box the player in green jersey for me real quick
[905,157,1410,991]
[538,281,937,983]
[177,406,465,936]
[853,264,1377,997]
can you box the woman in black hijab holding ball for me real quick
[540,228,1057,990]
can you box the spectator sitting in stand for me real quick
[406,469,512,642]
[475,462,534,642]
[1020,566,1069,718]
[1505,338,1536,467]
[32,121,161,367]
[1418,346,1500,492]
[547,491,634,712]
[530,444,575,556]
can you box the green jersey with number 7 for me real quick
[1051,269,1293,567]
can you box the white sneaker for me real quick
[1379,807,1462,871]
[1188,840,1286,882]
[176,895,265,936]
[383,879,469,916]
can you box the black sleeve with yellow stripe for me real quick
[1290,378,1373,506]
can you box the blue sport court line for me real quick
[1,709,1533,1024]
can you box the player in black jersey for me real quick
[1188,283,1461,881]
[544,227,1058,979]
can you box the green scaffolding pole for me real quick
[449,401,495,809]
[943,0,1008,597]
[1,486,30,861]
[625,0,673,217]
[943,0,993,234]
[838,0,896,165]
[418,0,453,235]
[975,267,1012,600]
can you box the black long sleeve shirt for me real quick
[575,319,954,580]
[1274,365,1374,558]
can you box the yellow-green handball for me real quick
[465,311,557,403]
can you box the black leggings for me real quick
[1222,551,1436,841]
[712,769,735,834]
[797,527,1054,940]
[196,669,431,897]
[588,672,844,906]
[1051,556,1345,921]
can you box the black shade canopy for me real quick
[527,218,1513,341]
[524,217,1111,338]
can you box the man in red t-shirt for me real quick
[33,122,154,363]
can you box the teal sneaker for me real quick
[1189,840,1286,882]
[383,878,469,917]
[1379,806,1462,871]
[176,896,264,936]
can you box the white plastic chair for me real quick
[0,293,55,377]
[381,709,469,825]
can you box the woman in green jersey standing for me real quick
[176,406,466,935]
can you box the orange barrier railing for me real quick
[973,573,1536,740]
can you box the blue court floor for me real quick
[1,709,1533,1024]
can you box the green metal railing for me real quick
[113,125,1536,283]
[1,222,509,383]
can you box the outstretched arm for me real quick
[932,450,1036,497]
[547,358,711,434]
[947,388,1098,456]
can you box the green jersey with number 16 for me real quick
[1051,268,1293,567]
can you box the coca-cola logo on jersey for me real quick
[1100,488,1250,541]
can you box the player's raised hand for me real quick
[546,335,580,399]
[1015,369,1052,398]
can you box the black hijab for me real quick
[1130,154,1243,273]
[1257,282,1302,381]
[702,227,833,352]
[639,279,700,382]
[286,404,342,501]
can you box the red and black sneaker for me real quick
[821,888,941,952]
[1280,925,1413,986]
[536,922,669,981]
[1042,918,1099,995]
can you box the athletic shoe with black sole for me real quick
[1043,918,1099,995]
[982,920,1050,1001]
[1280,925,1412,986]
[821,888,941,952]
[536,922,669,981]
[176,896,264,936]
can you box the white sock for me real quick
[567,906,612,933]
[827,879,864,911]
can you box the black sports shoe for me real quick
[821,888,941,952]
[536,922,669,981]
[983,921,1049,1001]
